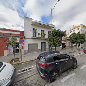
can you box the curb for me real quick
[8,59,37,65]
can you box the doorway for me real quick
[41,42,46,51]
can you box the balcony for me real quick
[31,21,55,29]
[31,33,48,40]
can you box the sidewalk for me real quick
[0,47,83,63]
[0,51,41,62]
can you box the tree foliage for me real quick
[9,37,17,47]
[69,33,85,47]
[69,33,77,44]
[48,29,65,51]
[8,37,17,57]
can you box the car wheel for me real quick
[47,71,60,83]
[73,61,77,69]
[47,77,55,83]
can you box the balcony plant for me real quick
[38,33,40,36]
[41,33,46,38]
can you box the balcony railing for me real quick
[41,33,46,38]
[31,33,48,40]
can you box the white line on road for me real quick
[80,65,86,70]
[17,65,36,75]
[31,65,36,68]
[61,73,75,83]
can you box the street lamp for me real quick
[51,0,60,23]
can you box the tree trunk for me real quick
[20,48,22,61]
[78,43,80,48]
[55,46,57,51]
[13,46,16,58]
[49,45,51,51]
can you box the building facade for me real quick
[0,29,24,56]
[24,18,54,53]
[66,24,86,48]
[66,24,86,37]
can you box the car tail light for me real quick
[39,63,51,69]
[83,50,86,53]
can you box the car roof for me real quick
[39,51,60,58]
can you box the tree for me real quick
[69,33,77,44]
[8,37,17,57]
[48,29,65,51]
[69,33,85,48]
[76,33,85,47]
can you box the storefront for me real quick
[0,29,24,56]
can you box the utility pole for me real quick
[19,44,22,61]
[51,0,60,23]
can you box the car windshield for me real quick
[0,62,3,68]
[0,62,6,72]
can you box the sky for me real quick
[0,0,86,31]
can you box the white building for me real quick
[66,24,86,48]
[66,24,86,37]
[24,18,54,53]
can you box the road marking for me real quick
[17,65,36,75]
[61,73,75,83]
[74,54,79,56]
[80,65,86,70]
[31,65,36,68]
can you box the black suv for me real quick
[36,51,77,82]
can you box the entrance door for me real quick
[41,42,46,51]
[15,43,19,53]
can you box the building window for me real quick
[41,30,45,38]
[33,28,37,37]
[77,28,79,30]
[48,31,51,37]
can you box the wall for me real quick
[24,18,33,38]
[80,25,86,34]
[0,38,8,56]
[24,18,52,39]
[24,18,52,52]
[24,39,48,50]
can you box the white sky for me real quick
[0,0,86,31]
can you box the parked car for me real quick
[83,49,86,54]
[36,51,77,82]
[0,62,16,86]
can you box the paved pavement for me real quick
[12,53,86,86]
[0,51,41,62]
[45,54,86,86]
[0,47,84,63]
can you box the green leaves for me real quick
[69,33,77,44]
[8,37,17,47]
[48,29,65,50]
[69,33,85,45]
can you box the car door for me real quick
[53,55,66,73]
[58,57,67,72]
[63,54,73,70]
[66,55,73,69]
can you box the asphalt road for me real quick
[12,53,86,86]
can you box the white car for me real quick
[0,62,16,86]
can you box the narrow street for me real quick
[0,0,86,86]
[12,52,86,86]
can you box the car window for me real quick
[53,55,61,61]
[0,62,6,72]
[46,57,54,63]
[61,54,70,59]
[0,62,3,68]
